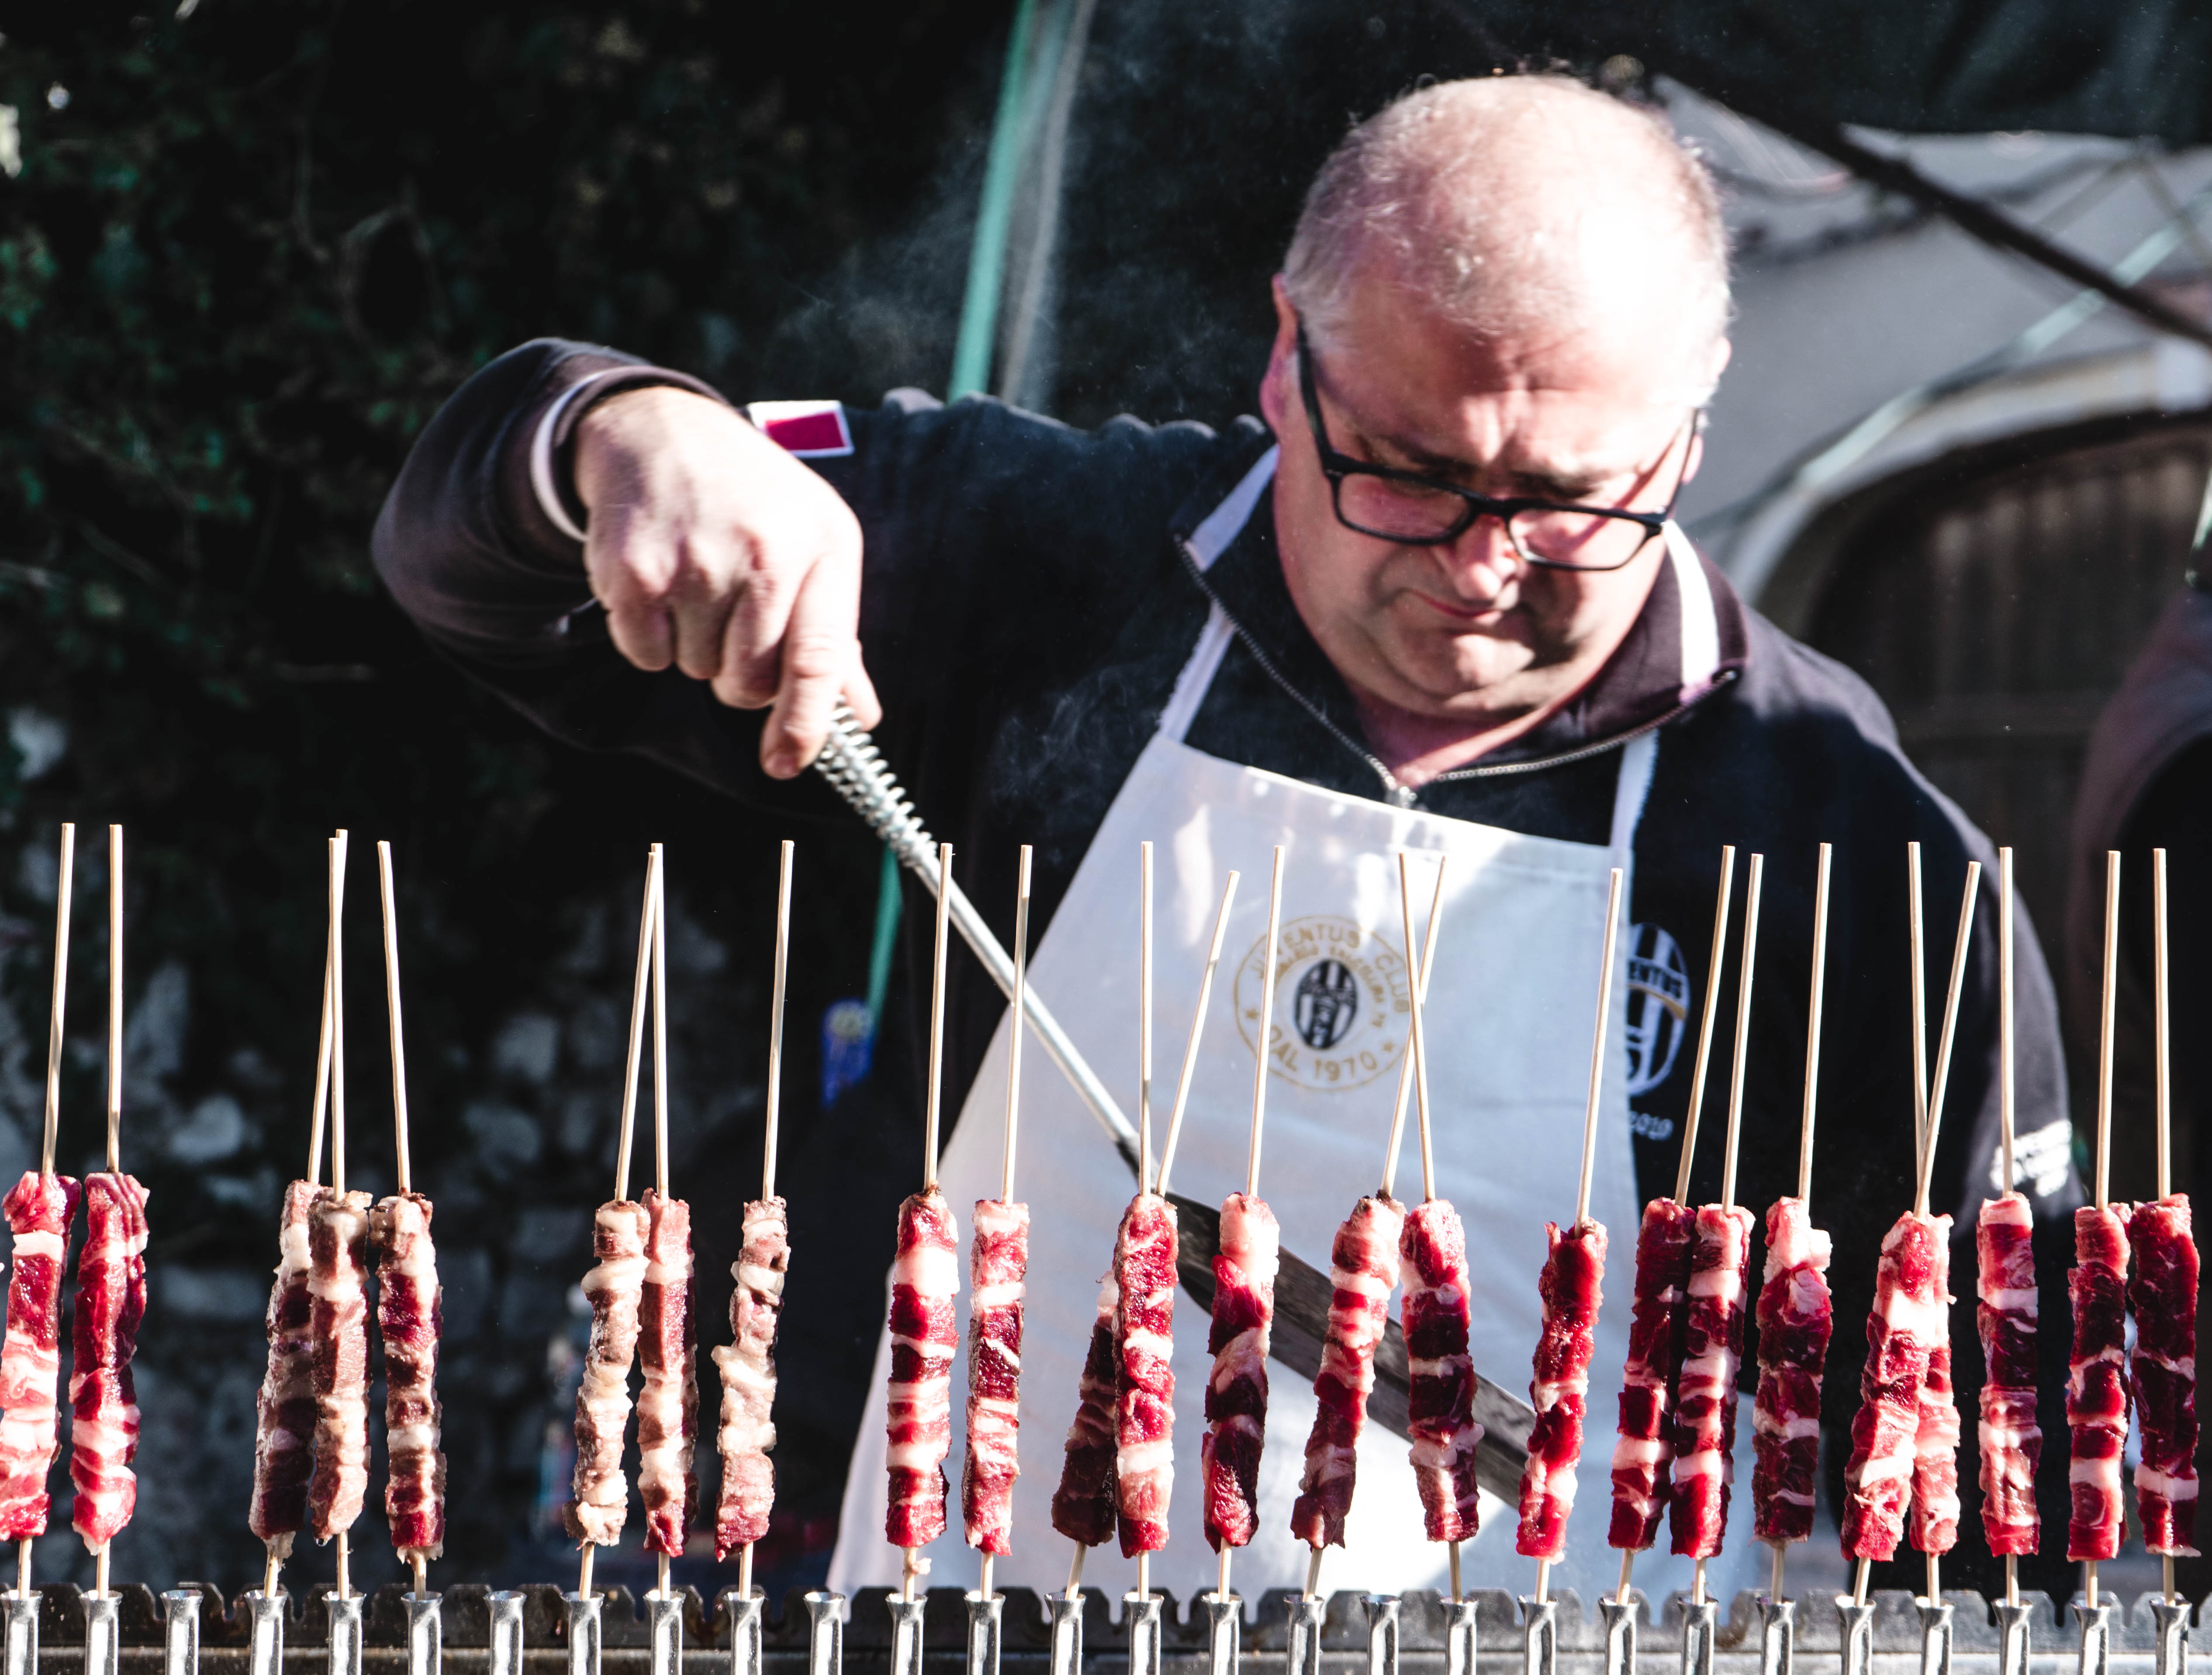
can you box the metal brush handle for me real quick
[813,704,1142,1174]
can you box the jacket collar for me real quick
[1168,434,1751,775]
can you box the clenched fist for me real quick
[573,386,881,778]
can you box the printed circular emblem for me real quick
[1623,921,1690,1098]
[1234,915,1409,1093]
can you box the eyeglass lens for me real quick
[1331,475,1658,568]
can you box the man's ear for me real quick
[1676,339,1730,487]
[1257,275,1302,435]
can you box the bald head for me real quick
[1283,76,1730,403]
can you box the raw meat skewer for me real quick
[636,857,698,1602]
[2134,850,2198,1599]
[886,845,960,1601]
[1610,847,1733,1612]
[568,846,663,1599]
[1839,856,1977,1607]
[1134,864,1241,1609]
[305,850,373,1602]
[2069,850,2129,1615]
[1286,852,1438,1605]
[1977,849,2040,1609]
[249,830,345,1601]
[373,842,448,1597]
[1670,856,1764,1609]
[1515,866,1624,1606]
[1392,855,1487,1600]
[715,842,794,1601]
[0,825,82,1604]
[1752,844,1835,1608]
[962,846,1040,1602]
[73,828,150,1602]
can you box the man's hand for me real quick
[573,386,881,778]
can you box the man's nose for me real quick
[1436,513,1523,597]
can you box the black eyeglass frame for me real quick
[1295,320,1697,571]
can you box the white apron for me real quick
[829,450,1761,1607]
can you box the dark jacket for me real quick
[376,338,2082,1589]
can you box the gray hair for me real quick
[1283,76,1731,396]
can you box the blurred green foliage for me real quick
[0,0,1004,1589]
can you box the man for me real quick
[379,77,2075,1599]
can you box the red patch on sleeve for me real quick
[747,401,854,458]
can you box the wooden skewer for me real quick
[612,847,661,1204]
[1396,853,1440,1203]
[40,822,74,1179]
[1917,862,1981,1216]
[1575,867,1628,1227]
[1380,854,1448,1200]
[263,1544,279,1600]
[1448,1541,1461,1606]
[1998,849,2015,1194]
[738,1542,754,1603]
[332,832,349,1198]
[411,1552,425,1601]
[2087,1558,2099,1610]
[13,1540,24,1600]
[93,1544,107,1601]
[1925,1550,1939,1608]
[2005,1552,2017,1606]
[1001,846,1033,1204]
[1304,1544,1324,1601]
[1136,1551,1149,1603]
[1138,843,1154,1194]
[336,1530,350,1601]
[1720,854,1764,1211]
[1618,1547,1635,1607]
[764,841,794,1203]
[377,842,412,1196]
[577,1540,594,1599]
[657,1552,671,1602]
[1694,1556,1707,1606]
[1248,847,1286,1199]
[1217,1544,1231,1603]
[1853,1555,1869,1606]
[2155,846,2171,1201]
[1908,842,1929,1180]
[1535,1556,1550,1606]
[1769,1541,1783,1605]
[1066,1543,1085,1598]
[1155,870,1241,1199]
[308,832,347,1189]
[652,846,669,1200]
[2097,849,2120,1212]
[1797,843,1833,1209]
[980,1554,995,1605]
[1675,848,1736,1202]
[922,843,953,1194]
[2158,848,2175,1613]
[106,826,121,1176]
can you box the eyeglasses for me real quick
[1296,320,1696,571]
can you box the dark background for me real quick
[0,0,2202,1605]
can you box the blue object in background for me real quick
[822,845,904,1107]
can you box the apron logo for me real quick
[1623,922,1689,1097]
[1235,915,1408,1093]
